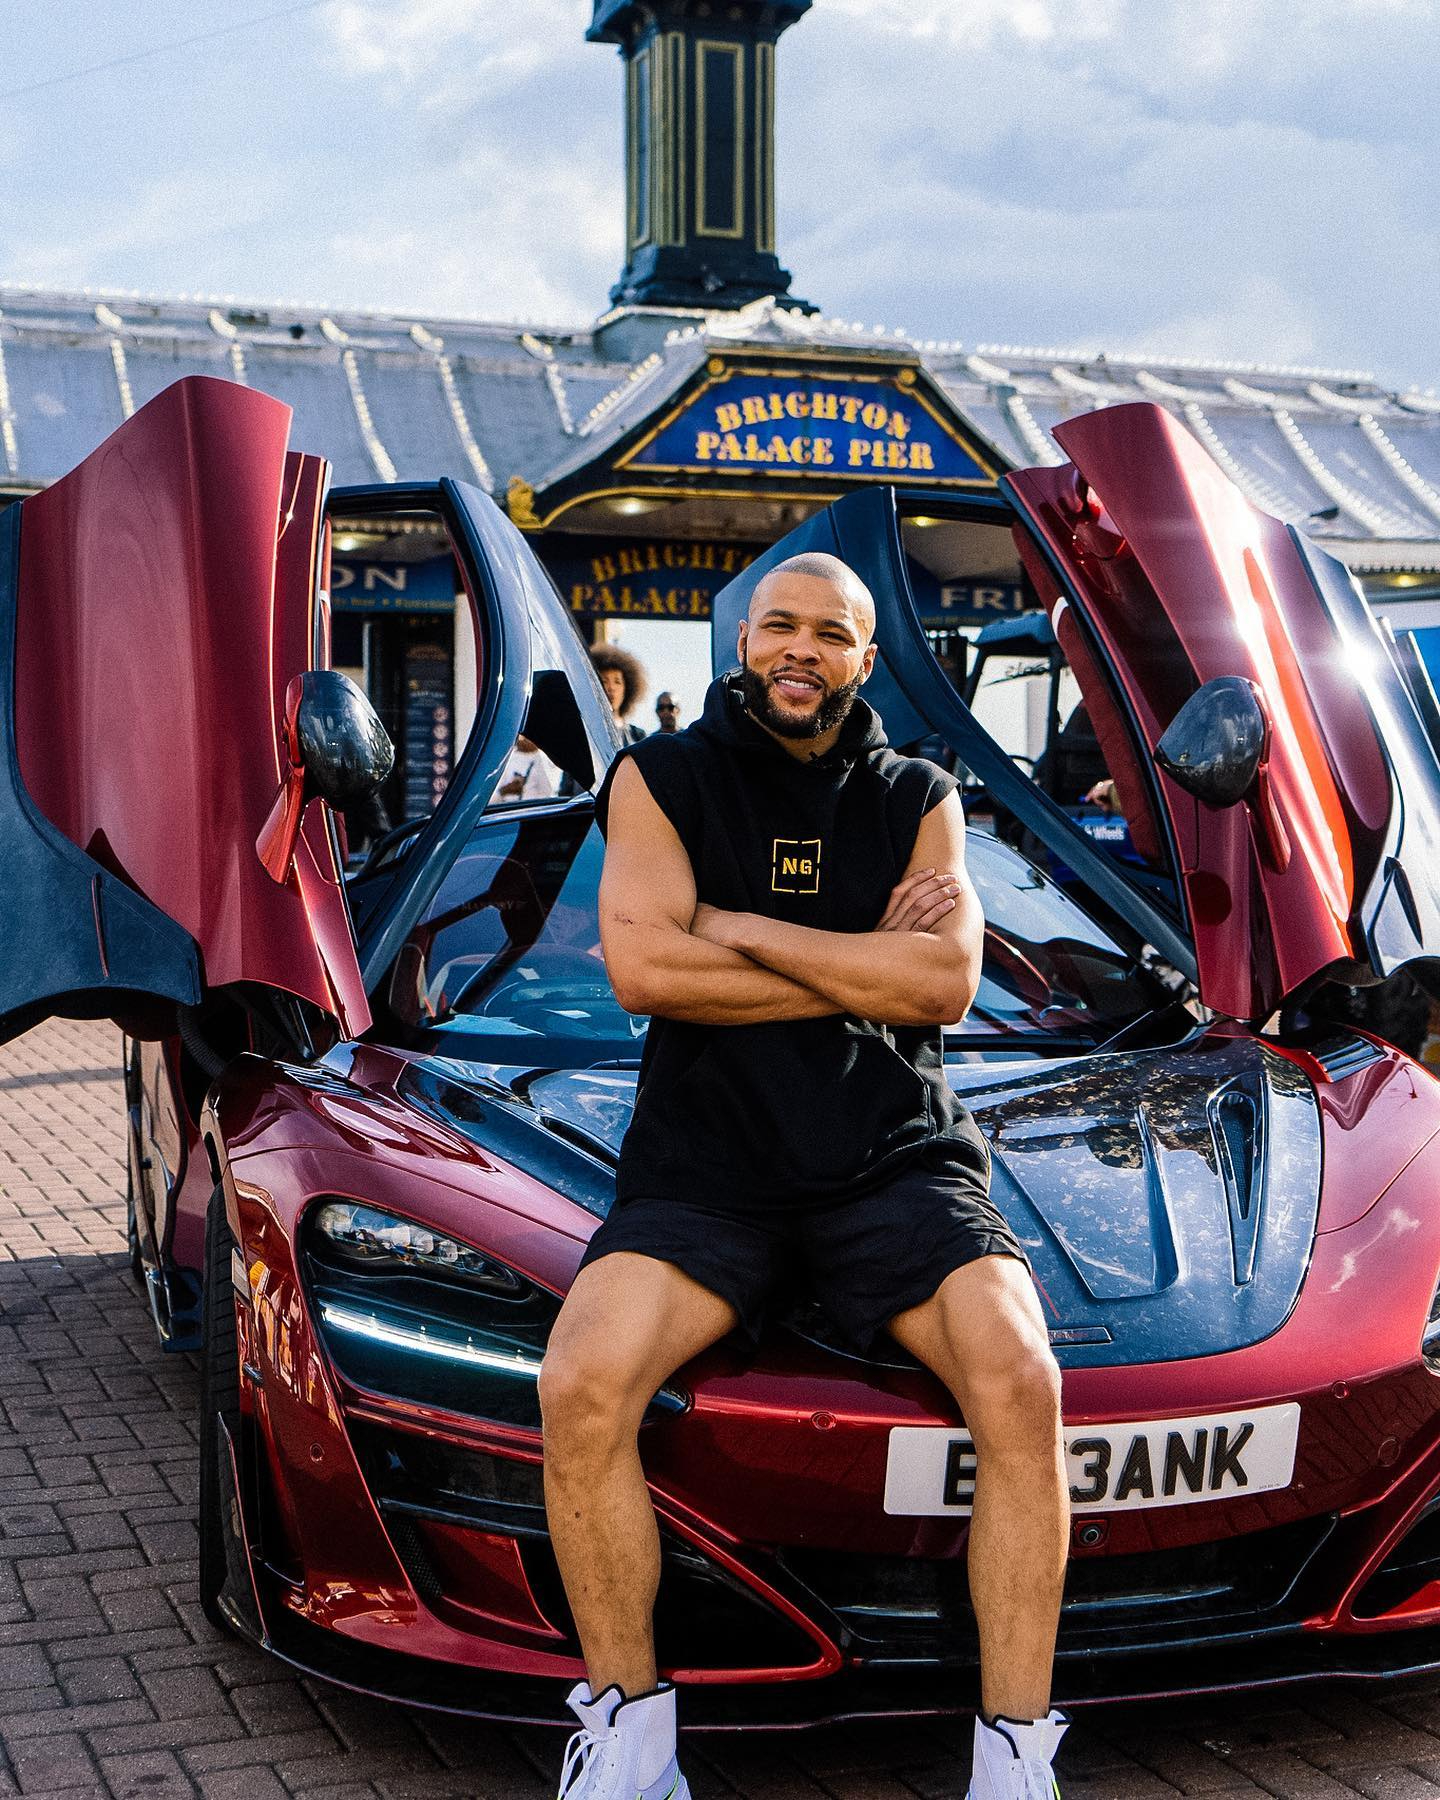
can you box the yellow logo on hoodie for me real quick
[771,838,821,895]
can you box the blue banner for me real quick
[624,369,993,483]
[331,556,457,613]
[541,537,757,621]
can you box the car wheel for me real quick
[198,1183,243,1632]
[124,1164,144,1283]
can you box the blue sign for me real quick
[624,369,993,483]
[541,536,756,621]
[331,556,457,613]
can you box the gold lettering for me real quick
[890,410,910,440]
[741,395,770,426]
[742,432,767,460]
[714,402,742,432]
[861,401,887,432]
[848,439,869,468]
[884,440,909,469]
[618,548,644,576]
[812,392,838,421]
[590,554,617,582]
[695,543,717,569]
[766,392,785,421]
[784,391,810,419]
[812,437,835,465]
[782,857,799,875]
[718,432,745,461]
[766,434,793,464]
[839,395,864,425]
[569,584,593,612]
[790,435,812,464]
[909,441,935,471]
[694,431,721,461]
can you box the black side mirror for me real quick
[294,670,394,809]
[1155,676,1268,807]
[257,671,394,882]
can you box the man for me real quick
[653,691,681,733]
[540,554,1070,1800]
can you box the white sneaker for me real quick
[966,1709,1069,1799]
[556,1682,690,1800]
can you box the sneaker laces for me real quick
[1004,1766,1058,1800]
[557,1723,613,1800]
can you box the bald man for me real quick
[540,555,1070,1800]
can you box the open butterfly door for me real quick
[0,376,369,1043]
[1005,402,1440,1020]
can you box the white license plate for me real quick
[883,1404,1301,1517]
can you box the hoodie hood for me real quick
[696,671,889,773]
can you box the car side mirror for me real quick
[257,671,394,884]
[1155,676,1268,807]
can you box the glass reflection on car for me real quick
[385,806,1164,1062]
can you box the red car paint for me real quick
[183,1031,1440,1700]
[13,381,368,1034]
[1007,403,1395,1021]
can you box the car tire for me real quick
[198,1183,243,1632]
[125,1164,144,1284]
[124,1045,145,1284]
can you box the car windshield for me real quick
[382,803,1164,1061]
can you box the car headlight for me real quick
[302,1199,685,1427]
[310,1200,526,1296]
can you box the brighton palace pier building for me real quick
[5,0,1440,817]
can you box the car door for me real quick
[0,375,621,1047]
[1003,402,1440,1020]
[0,376,375,1043]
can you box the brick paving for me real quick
[5,1020,1440,1797]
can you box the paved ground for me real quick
[7,1022,1440,1798]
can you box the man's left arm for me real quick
[693,791,983,1027]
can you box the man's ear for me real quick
[737,619,749,663]
[858,642,878,684]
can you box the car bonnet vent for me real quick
[1308,1034,1386,1081]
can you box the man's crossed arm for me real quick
[598,760,983,1029]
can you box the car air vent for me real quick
[1308,1034,1386,1081]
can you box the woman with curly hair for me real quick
[590,643,650,744]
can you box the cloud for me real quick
[0,170,288,291]
[323,140,621,321]
[320,0,592,97]
[778,2,1440,384]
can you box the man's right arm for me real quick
[598,759,839,1025]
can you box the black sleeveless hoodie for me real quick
[596,674,987,1211]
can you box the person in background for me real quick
[653,692,681,734]
[497,734,558,803]
[591,644,649,745]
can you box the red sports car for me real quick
[6,378,1440,1723]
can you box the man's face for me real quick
[737,572,877,740]
[656,694,679,731]
[598,667,626,714]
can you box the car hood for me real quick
[405,1033,1321,1371]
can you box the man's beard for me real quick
[740,654,864,740]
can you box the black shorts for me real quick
[578,1138,1027,1353]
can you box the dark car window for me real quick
[386,805,1162,1056]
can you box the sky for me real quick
[1,0,1438,396]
